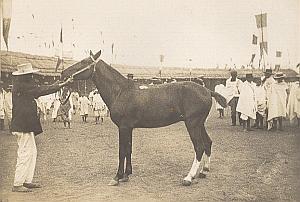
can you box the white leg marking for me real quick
[184,153,201,182]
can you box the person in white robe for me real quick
[0,85,5,131]
[51,91,61,122]
[79,94,90,123]
[262,69,275,128]
[92,91,106,124]
[70,91,79,114]
[4,85,12,131]
[267,72,289,131]
[236,73,256,132]
[226,69,243,126]
[287,77,300,127]
[254,79,266,129]
[214,82,226,118]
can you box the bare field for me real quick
[1,107,299,202]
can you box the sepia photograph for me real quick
[0,0,299,201]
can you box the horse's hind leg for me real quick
[201,125,212,172]
[183,118,206,186]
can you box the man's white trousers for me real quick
[13,132,37,186]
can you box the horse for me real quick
[61,50,227,186]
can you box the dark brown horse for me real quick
[61,50,227,186]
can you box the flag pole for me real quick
[61,23,64,71]
[0,1,2,82]
[260,12,266,71]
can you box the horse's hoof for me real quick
[203,167,210,172]
[119,176,129,182]
[198,173,206,179]
[182,180,192,186]
[108,179,119,186]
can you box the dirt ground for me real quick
[1,106,299,202]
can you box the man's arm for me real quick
[25,78,73,98]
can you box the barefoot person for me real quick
[236,73,257,132]
[11,63,73,192]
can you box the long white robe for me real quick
[267,82,288,121]
[0,92,5,119]
[236,81,256,120]
[287,84,300,120]
[214,84,226,110]
[254,85,266,116]
[225,78,242,103]
[79,96,90,116]
[3,91,12,120]
[92,93,106,116]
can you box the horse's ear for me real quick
[89,50,94,57]
[94,50,102,59]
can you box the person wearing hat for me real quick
[236,73,257,132]
[226,69,243,126]
[11,63,73,192]
[267,72,289,131]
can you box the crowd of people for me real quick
[214,69,300,132]
[35,87,108,127]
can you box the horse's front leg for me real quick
[108,127,132,186]
[120,130,133,182]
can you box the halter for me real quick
[69,55,100,79]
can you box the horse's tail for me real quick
[210,91,227,108]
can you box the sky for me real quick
[4,0,300,69]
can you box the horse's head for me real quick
[61,49,102,80]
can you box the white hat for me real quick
[12,63,39,75]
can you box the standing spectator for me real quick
[226,69,243,126]
[267,72,289,131]
[287,76,300,126]
[57,88,73,128]
[0,81,5,131]
[254,79,267,129]
[51,91,61,122]
[71,90,79,114]
[79,93,90,123]
[262,69,275,128]
[214,81,225,118]
[11,63,72,192]
[253,79,266,129]
[237,73,257,132]
[4,85,13,132]
[92,90,105,124]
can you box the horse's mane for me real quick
[97,60,134,88]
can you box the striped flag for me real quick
[55,27,63,72]
[250,54,255,65]
[252,34,257,45]
[1,0,12,50]
[255,13,267,28]
[260,42,268,56]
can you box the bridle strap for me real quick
[69,55,100,79]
